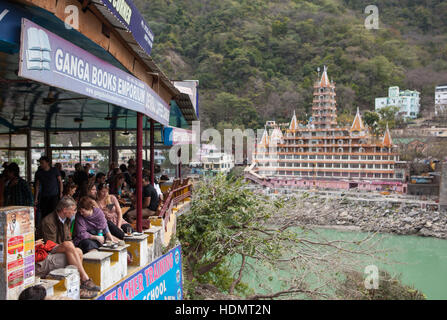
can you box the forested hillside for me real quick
[134,0,447,130]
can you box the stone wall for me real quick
[289,194,447,239]
[440,162,447,210]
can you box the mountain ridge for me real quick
[134,0,447,129]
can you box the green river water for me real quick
[236,228,447,300]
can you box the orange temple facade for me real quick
[248,67,407,193]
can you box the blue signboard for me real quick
[96,245,183,300]
[163,127,174,146]
[163,127,195,146]
[0,1,33,53]
[18,19,170,126]
[100,0,154,56]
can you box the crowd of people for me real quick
[0,156,169,299]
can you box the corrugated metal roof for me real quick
[90,0,198,123]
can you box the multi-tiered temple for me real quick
[247,66,407,193]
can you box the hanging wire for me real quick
[105,103,113,121]
[122,111,130,135]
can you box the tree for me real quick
[178,175,388,299]
[207,92,259,128]
[363,111,380,136]
[377,105,400,133]
[337,112,354,127]
[337,270,426,300]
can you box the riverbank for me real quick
[290,194,447,240]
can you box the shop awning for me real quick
[0,1,197,133]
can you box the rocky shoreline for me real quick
[290,194,447,240]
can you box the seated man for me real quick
[39,196,100,297]
[95,172,106,186]
[124,175,159,224]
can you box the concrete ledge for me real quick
[143,226,163,261]
[82,251,114,291]
[38,279,60,298]
[83,251,114,261]
[124,234,149,267]
[99,245,130,286]
[46,268,81,300]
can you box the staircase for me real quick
[244,164,275,188]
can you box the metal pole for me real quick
[26,129,32,182]
[145,121,148,161]
[109,129,113,167]
[44,129,51,163]
[111,129,117,164]
[150,119,155,186]
[7,130,11,161]
[79,130,82,166]
[136,113,143,233]
[178,148,182,179]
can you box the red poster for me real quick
[8,269,24,289]
[7,258,24,271]
[7,236,24,254]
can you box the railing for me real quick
[157,179,192,230]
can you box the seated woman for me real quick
[96,183,133,239]
[109,173,126,197]
[72,196,119,254]
[62,181,77,198]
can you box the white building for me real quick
[435,84,447,116]
[189,144,235,175]
[375,86,420,119]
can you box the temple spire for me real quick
[259,126,269,146]
[382,122,393,147]
[319,65,330,87]
[289,110,298,130]
[350,107,365,132]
